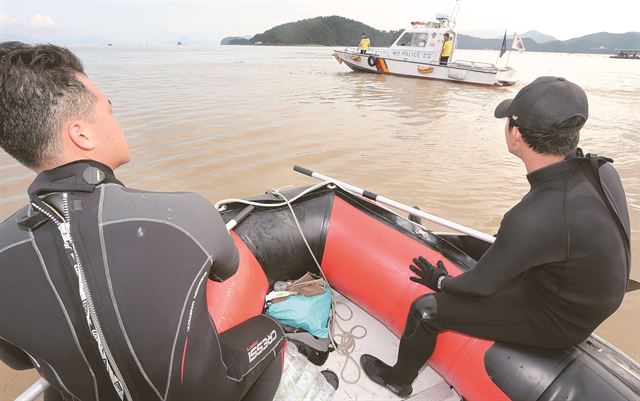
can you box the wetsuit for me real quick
[0,160,284,401]
[391,152,631,385]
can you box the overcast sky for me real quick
[1,0,638,44]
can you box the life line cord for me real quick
[216,182,368,384]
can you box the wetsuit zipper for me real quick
[33,194,131,400]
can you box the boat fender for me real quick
[367,56,376,67]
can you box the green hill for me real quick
[457,32,640,54]
[251,16,401,47]
[521,30,557,43]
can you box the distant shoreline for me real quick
[221,16,639,56]
[70,43,634,56]
[220,43,630,55]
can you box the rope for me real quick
[223,185,368,384]
[329,299,367,384]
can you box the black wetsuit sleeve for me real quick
[207,206,239,282]
[444,204,567,296]
[0,338,33,370]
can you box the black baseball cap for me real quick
[494,76,588,132]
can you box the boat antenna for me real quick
[444,0,454,15]
[450,0,462,25]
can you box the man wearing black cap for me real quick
[360,77,631,398]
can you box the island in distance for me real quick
[220,36,251,45]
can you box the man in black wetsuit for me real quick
[0,42,284,401]
[360,76,631,398]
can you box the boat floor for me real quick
[322,292,459,401]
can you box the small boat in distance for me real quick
[610,49,640,59]
[333,14,517,86]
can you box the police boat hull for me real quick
[333,49,516,87]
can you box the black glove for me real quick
[409,256,449,292]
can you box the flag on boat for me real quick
[499,31,507,57]
[512,32,525,53]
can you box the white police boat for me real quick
[333,15,517,86]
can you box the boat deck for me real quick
[322,292,459,400]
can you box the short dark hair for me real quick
[0,42,96,169]
[510,116,583,156]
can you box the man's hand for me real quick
[409,256,449,292]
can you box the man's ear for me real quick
[508,125,524,147]
[66,121,95,151]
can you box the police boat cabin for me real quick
[333,15,517,86]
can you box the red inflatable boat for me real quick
[207,179,640,401]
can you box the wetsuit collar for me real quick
[28,160,124,198]
[526,151,579,187]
